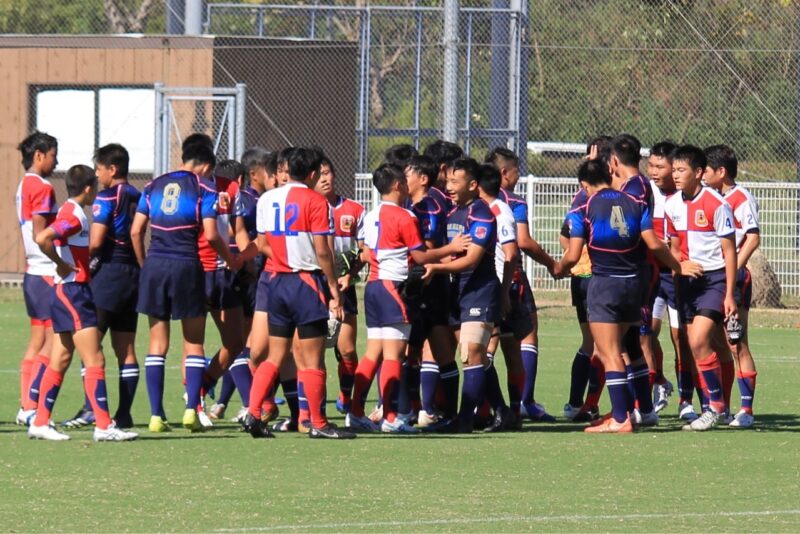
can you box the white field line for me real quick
[214,509,800,533]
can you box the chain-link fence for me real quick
[3,0,799,307]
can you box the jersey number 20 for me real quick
[161,184,182,215]
[610,205,629,237]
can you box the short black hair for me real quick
[384,144,418,168]
[406,155,437,189]
[216,159,245,182]
[65,164,97,197]
[320,155,336,177]
[704,144,737,179]
[241,147,272,175]
[94,143,129,178]
[450,156,481,182]
[265,151,279,175]
[423,140,463,168]
[287,147,323,182]
[277,146,295,168]
[670,144,706,170]
[577,160,611,186]
[586,135,613,165]
[372,163,405,195]
[477,163,502,197]
[611,134,642,167]
[18,131,58,169]
[182,133,214,151]
[649,141,678,159]
[485,147,519,169]
[182,142,216,167]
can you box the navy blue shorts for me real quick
[23,273,54,323]
[734,267,752,310]
[51,283,98,333]
[409,274,450,348]
[519,276,537,314]
[499,279,534,339]
[267,271,330,329]
[657,270,677,309]
[205,269,242,311]
[365,280,409,327]
[570,275,591,324]
[91,262,139,332]
[450,278,501,325]
[342,285,358,316]
[587,275,641,324]
[137,256,205,320]
[254,271,271,313]
[678,269,726,324]
[233,270,257,318]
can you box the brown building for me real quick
[0,35,357,274]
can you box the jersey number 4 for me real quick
[610,205,629,237]
[161,184,182,215]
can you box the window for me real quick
[32,86,155,173]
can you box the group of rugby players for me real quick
[13,129,759,440]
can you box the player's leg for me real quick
[730,306,756,427]
[712,326,735,416]
[378,327,417,434]
[179,314,208,431]
[336,286,360,412]
[683,312,727,431]
[584,321,633,433]
[29,331,74,440]
[520,287,555,422]
[108,311,138,429]
[144,317,170,430]
[19,274,55,422]
[452,322,494,433]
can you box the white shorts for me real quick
[367,323,411,341]
[653,296,666,321]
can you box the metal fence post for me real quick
[154,82,164,178]
[443,0,459,142]
[235,83,246,160]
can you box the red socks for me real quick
[300,369,328,429]
[20,359,33,408]
[33,367,64,427]
[249,361,279,418]
[379,360,402,423]
[351,357,380,417]
[84,366,112,430]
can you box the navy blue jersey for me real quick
[136,171,217,260]
[235,185,260,242]
[621,174,654,211]
[428,186,453,214]
[446,198,497,291]
[91,182,141,264]
[561,187,589,238]
[500,188,529,225]
[567,188,652,276]
[412,190,448,248]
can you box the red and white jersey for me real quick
[198,175,240,272]
[362,201,423,282]
[651,185,677,242]
[489,198,518,282]
[664,187,734,271]
[256,182,333,273]
[15,173,57,276]
[331,196,364,272]
[722,185,759,251]
[49,200,90,284]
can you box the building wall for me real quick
[0,36,213,273]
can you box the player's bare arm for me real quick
[641,229,682,276]
[313,233,342,320]
[234,216,259,262]
[736,231,760,270]
[202,217,242,271]
[409,232,471,265]
[130,212,148,267]
[34,227,77,279]
[720,235,738,319]
[88,221,108,258]
[423,241,485,278]
[553,236,584,278]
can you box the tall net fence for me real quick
[3,0,799,307]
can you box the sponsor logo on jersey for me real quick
[469,307,481,316]
[340,215,355,233]
[474,226,487,240]
[92,204,101,217]
[694,210,708,228]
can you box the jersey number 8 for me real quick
[610,205,629,237]
[161,183,182,215]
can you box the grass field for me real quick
[1,287,799,532]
